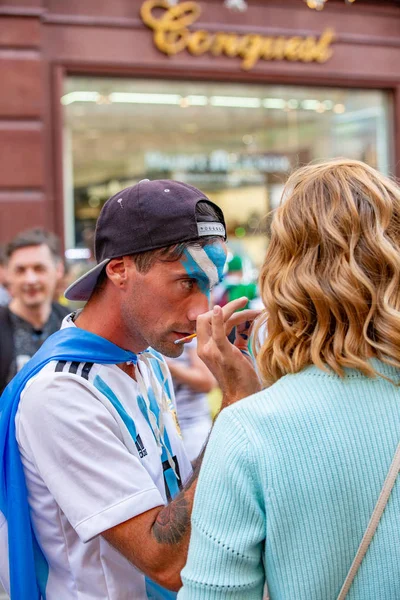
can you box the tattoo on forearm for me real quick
[153,494,190,545]
[152,438,209,546]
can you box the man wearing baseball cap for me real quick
[0,179,260,599]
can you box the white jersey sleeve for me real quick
[16,371,165,542]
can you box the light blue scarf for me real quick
[0,327,139,599]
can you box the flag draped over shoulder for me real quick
[0,327,138,600]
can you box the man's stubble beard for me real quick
[151,338,184,359]
[121,301,184,358]
[142,323,185,358]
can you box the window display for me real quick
[63,77,392,267]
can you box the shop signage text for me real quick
[140,0,335,70]
[145,150,291,173]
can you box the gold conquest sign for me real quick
[141,0,335,70]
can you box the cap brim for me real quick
[64,258,110,301]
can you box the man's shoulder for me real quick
[28,359,99,388]
[21,359,136,407]
[18,361,103,419]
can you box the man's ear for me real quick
[105,257,130,290]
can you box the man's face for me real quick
[121,240,227,357]
[7,244,61,309]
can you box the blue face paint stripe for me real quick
[181,250,211,298]
[93,375,137,440]
[203,244,226,283]
[181,243,227,299]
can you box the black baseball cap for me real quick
[65,179,226,301]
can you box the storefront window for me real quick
[63,78,392,267]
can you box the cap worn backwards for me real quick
[65,179,226,301]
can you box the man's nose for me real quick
[186,292,210,323]
[24,268,38,283]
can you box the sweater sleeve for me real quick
[178,408,266,600]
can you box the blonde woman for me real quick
[178,159,400,600]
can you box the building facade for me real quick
[0,0,399,263]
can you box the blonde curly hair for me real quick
[254,158,400,386]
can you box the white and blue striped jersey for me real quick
[13,315,192,599]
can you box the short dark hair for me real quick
[93,200,224,293]
[6,228,62,263]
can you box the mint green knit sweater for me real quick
[178,361,400,599]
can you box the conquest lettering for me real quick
[140,0,335,70]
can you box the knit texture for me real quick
[178,361,400,600]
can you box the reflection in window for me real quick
[63,78,392,267]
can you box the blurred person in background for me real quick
[166,338,216,463]
[178,159,400,600]
[0,247,10,307]
[0,228,69,394]
[213,254,258,309]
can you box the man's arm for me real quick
[103,455,202,591]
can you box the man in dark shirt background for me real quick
[0,228,69,394]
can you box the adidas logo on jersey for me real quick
[135,434,148,458]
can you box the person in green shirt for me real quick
[216,254,258,309]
